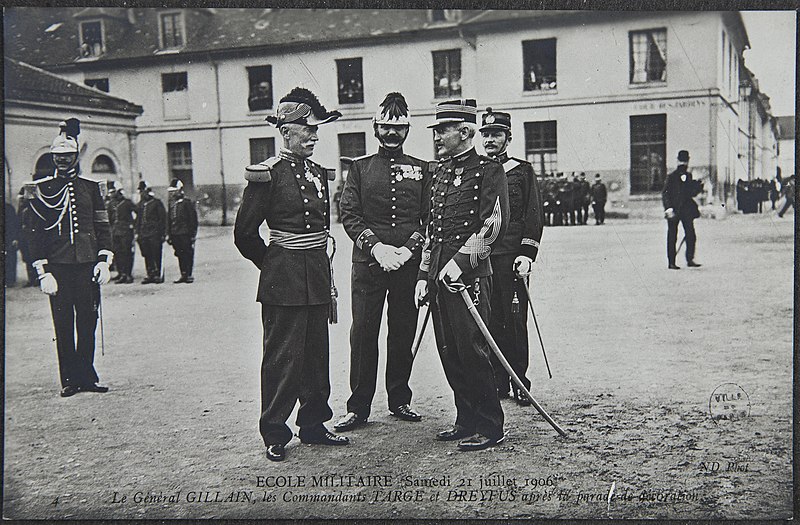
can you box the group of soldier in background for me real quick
[538,172,607,226]
[735,170,795,217]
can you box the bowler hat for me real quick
[677,150,690,162]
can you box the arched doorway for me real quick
[91,154,117,178]
[34,154,53,180]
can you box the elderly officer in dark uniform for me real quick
[234,87,349,462]
[135,181,166,283]
[479,108,544,405]
[24,119,112,397]
[414,99,509,451]
[167,179,199,283]
[109,186,136,283]
[662,150,702,269]
[334,93,432,432]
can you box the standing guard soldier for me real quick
[110,186,136,283]
[234,87,349,462]
[577,173,591,225]
[24,118,112,397]
[591,174,607,225]
[135,181,166,283]
[414,99,509,451]
[166,179,198,283]
[479,108,544,405]
[662,150,702,269]
[334,93,432,432]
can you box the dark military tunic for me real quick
[662,165,701,265]
[487,153,544,396]
[167,196,198,278]
[591,181,607,224]
[234,149,334,447]
[135,196,166,279]
[418,147,509,440]
[25,170,112,388]
[339,147,432,417]
[111,195,136,277]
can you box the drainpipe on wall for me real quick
[127,130,138,195]
[213,58,227,226]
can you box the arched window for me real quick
[34,155,53,180]
[91,154,117,175]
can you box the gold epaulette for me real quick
[245,156,280,183]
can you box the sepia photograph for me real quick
[3,5,796,520]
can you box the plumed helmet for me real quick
[373,92,410,126]
[50,118,80,154]
[266,87,341,127]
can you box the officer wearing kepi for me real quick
[166,179,198,283]
[234,87,349,462]
[23,118,112,397]
[135,181,166,283]
[479,108,544,405]
[110,185,136,283]
[335,93,432,432]
[414,99,510,451]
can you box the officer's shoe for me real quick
[334,412,368,432]
[153,276,165,284]
[686,261,702,268]
[299,427,350,446]
[435,425,472,442]
[513,388,532,406]
[390,404,422,422]
[668,264,680,270]
[141,276,155,284]
[79,383,109,393]
[114,274,126,284]
[457,433,506,452]
[266,444,286,462]
[124,275,135,284]
[185,276,195,284]
[60,385,80,397]
[174,274,188,284]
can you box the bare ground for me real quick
[3,211,794,520]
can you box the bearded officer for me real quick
[479,108,544,405]
[110,186,136,283]
[334,93,432,432]
[166,179,198,283]
[414,99,510,451]
[234,87,349,462]
[24,119,112,397]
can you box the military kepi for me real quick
[266,87,341,127]
[479,107,511,133]
[428,99,477,128]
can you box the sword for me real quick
[411,303,431,361]
[518,276,553,379]
[93,276,105,356]
[447,279,567,437]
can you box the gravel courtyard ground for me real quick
[3,211,794,520]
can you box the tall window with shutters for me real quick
[524,121,558,176]
[432,49,462,98]
[167,142,194,188]
[629,29,667,84]
[629,114,667,194]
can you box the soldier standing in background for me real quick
[591,174,607,225]
[110,186,136,283]
[167,179,198,283]
[662,150,702,269]
[23,119,112,397]
[577,172,591,225]
[334,93,431,432]
[479,108,544,405]
[17,187,39,286]
[414,99,510,451]
[234,87,348,462]
[135,181,166,283]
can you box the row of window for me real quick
[82,28,671,103]
[154,113,666,195]
[79,12,184,59]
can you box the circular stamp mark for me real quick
[708,383,751,424]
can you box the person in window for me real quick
[414,99,510,451]
[662,150,702,269]
[334,92,432,433]
[234,87,347,462]
[135,181,166,283]
[166,179,198,283]
[23,118,112,397]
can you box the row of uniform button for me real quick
[68,181,79,234]
[387,158,404,228]
[293,167,328,230]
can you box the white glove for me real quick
[514,255,533,277]
[395,246,413,266]
[664,208,676,220]
[414,280,428,308]
[438,259,462,284]
[93,261,111,285]
[39,273,58,296]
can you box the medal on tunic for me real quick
[455,167,464,175]
[453,175,462,187]
[305,164,324,199]
[396,174,403,182]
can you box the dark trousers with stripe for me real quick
[488,254,531,394]
[259,303,333,446]
[431,276,504,440]
[346,261,417,418]
[48,263,101,388]
[137,236,163,278]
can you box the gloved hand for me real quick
[166,236,173,245]
[414,280,428,308]
[93,261,111,285]
[39,273,58,295]
[664,208,676,220]
[438,259,462,284]
[513,255,533,277]
[395,246,413,266]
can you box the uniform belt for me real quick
[269,229,328,250]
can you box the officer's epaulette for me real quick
[22,181,40,200]
[351,153,372,164]
[245,156,280,183]
[32,175,56,185]
[503,158,524,172]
